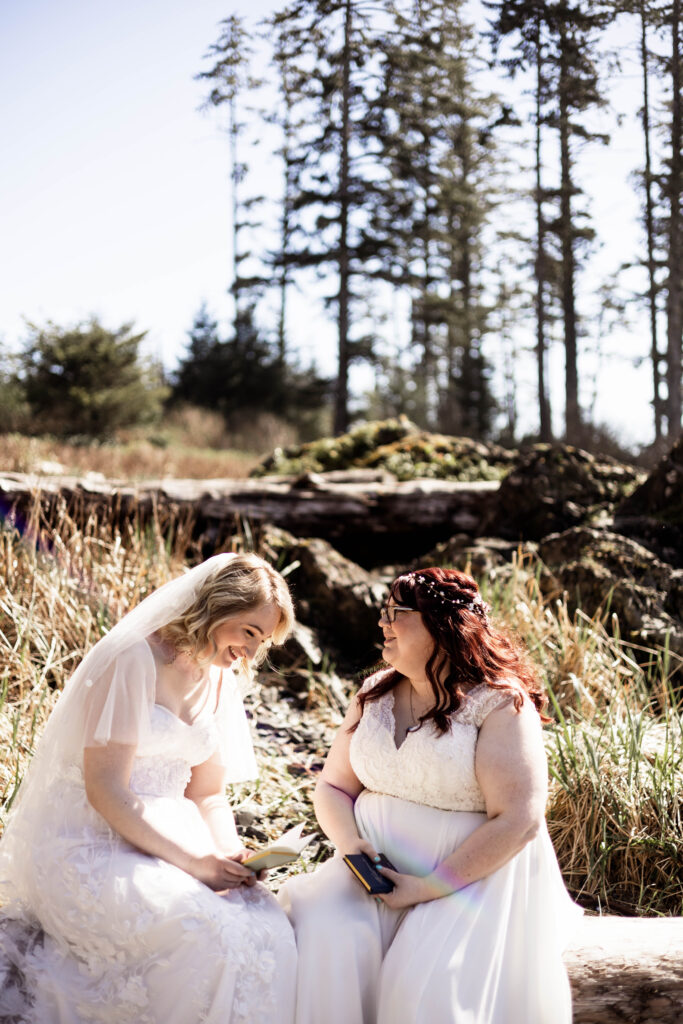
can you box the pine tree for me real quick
[172,304,330,434]
[637,0,666,441]
[488,0,613,443]
[370,0,500,437]
[172,304,225,410]
[266,20,307,365]
[267,0,385,434]
[21,319,168,438]
[197,15,265,317]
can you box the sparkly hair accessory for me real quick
[411,574,489,618]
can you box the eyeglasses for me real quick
[379,603,416,624]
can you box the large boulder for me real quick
[259,526,390,668]
[614,434,683,568]
[537,526,683,671]
[483,444,643,542]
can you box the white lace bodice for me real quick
[349,682,515,812]
[129,704,218,797]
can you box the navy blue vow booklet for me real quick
[343,852,396,894]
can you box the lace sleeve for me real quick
[458,683,519,728]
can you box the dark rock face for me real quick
[250,437,681,686]
[417,535,522,576]
[538,527,683,669]
[614,435,683,568]
[260,526,390,669]
[484,444,644,542]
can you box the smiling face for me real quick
[380,599,436,681]
[205,601,281,668]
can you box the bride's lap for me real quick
[35,837,292,964]
[281,854,403,952]
[279,856,406,1024]
[3,846,297,1024]
[281,796,577,1024]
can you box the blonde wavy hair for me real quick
[157,553,294,667]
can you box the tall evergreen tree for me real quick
[268,0,386,434]
[197,16,265,318]
[370,0,500,436]
[488,1,557,440]
[266,21,307,365]
[637,0,666,441]
[488,0,612,443]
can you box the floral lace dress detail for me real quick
[350,682,514,811]
[0,704,296,1024]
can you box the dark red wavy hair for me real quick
[355,567,548,733]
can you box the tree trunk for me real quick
[564,915,683,1023]
[535,24,552,442]
[640,2,663,443]
[230,93,242,319]
[459,131,479,438]
[559,28,581,443]
[666,0,683,440]
[334,0,353,435]
[0,471,499,569]
[277,90,295,366]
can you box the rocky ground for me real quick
[229,664,347,888]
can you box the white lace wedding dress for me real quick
[279,682,581,1024]
[0,702,296,1024]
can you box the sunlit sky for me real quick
[0,0,658,448]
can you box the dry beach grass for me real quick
[0,496,681,914]
[0,425,259,481]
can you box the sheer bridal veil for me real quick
[0,553,258,906]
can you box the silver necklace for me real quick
[407,685,421,733]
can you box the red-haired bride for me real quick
[279,568,580,1024]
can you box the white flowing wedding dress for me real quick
[280,680,581,1024]
[0,649,296,1024]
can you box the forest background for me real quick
[2,0,683,459]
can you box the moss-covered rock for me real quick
[250,417,417,477]
[415,535,522,577]
[484,444,644,542]
[250,417,516,482]
[361,433,516,482]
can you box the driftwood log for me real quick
[0,470,499,564]
[564,916,683,1023]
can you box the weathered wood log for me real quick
[0,470,499,565]
[564,916,683,1023]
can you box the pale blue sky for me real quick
[1,0,276,363]
[0,1,658,446]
